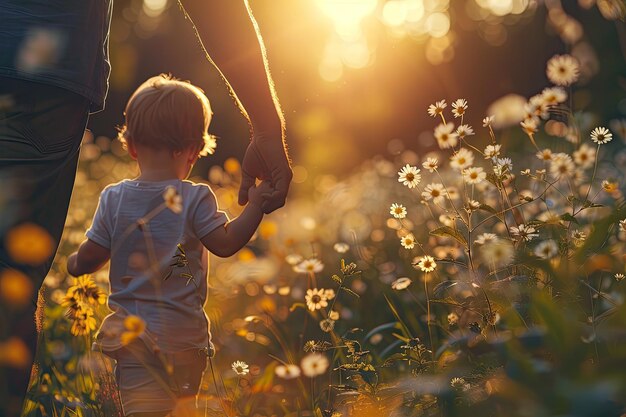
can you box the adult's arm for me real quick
[178,0,292,213]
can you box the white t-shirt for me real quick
[87,178,228,353]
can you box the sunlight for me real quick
[316,0,378,40]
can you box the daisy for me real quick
[482,115,495,127]
[391,277,412,290]
[480,240,515,266]
[294,258,324,274]
[573,143,596,169]
[452,99,468,118]
[534,240,558,259]
[232,361,249,376]
[275,364,301,379]
[462,167,486,184]
[466,199,481,211]
[590,126,612,144]
[455,124,474,140]
[324,288,336,300]
[510,224,539,242]
[541,87,567,105]
[549,153,575,178]
[536,148,553,162]
[434,122,458,149]
[526,95,550,119]
[333,242,350,253]
[474,233,497,245]
[163,186,182,214]
[285,254,303,265]
[427,100,447,117]
[301,353,329,377]
[400,233,416,249]
[422,157,439,172]
[520,118,538,135]
[398,164,421,188]
[615,273,625,282]
[390,203,407,219]
[305,288,328,311]
[546,54,580,86]
[484,144,501,159]
[602,180,619,194]
[416,255,437,272]
[421,183,446,203]
[450,148,474,170]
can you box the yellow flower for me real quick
[5,223,54,265]
[70,307,97,336]
[120,315,146,346]
[0,269,33,308]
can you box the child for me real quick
[67,74,270,417]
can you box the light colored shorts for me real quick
[112,340,208,415]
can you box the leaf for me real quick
[384,294,413,339]
[479,204,497,214]
[363,321,401,342]
[341,287,361,298]
[559,213,579,225]
[430,226,468,248]
[433,280,459,298]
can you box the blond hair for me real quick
[118,74,216,156]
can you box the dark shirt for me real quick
[0,0,112,113]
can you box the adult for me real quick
[0,1,292,415]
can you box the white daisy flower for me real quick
[590,126,612,144]
[390,203,407,219]
[484,144,501,159]
[301,353,329,377]
[510,224,539,242]
[422,157,439,172]
[391,277,412,290]
[294,258,324,274]
[275,364,301,379]
[427,100,447,117]
[434,122,458,149]
[482,115,495,127]
[416,255,437,272]
[536,149,553,161]
[305,288,328,311]
[546,54,580,86]
[456,124,474,140]
[573,143,596,169]
[400,233,416,249]
[534,240,558,259]
[231,361,249,376]
[451,99,468,118]
[462,167,486,184]
[450,148,474,170]
[421,183,446,203]
[474,233,498,245]
[398,164,421,188]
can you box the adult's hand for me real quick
[238,135,292,214]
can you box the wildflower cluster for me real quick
[60,275,106,336]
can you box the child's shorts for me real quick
[112,340,208,415]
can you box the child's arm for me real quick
[201,182,270,257]
[67,240,110,277]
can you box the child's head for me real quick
[118,74,216,157]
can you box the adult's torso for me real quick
[0,0,112,112]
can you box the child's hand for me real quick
[248,181,273,207]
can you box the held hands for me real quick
[247,180,274,209]
[238,136,292,214]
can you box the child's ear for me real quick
[127,142,138,160]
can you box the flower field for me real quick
[1,1,625,417]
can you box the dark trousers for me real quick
[0,77,90,417]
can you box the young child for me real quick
[67,74,270,417]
